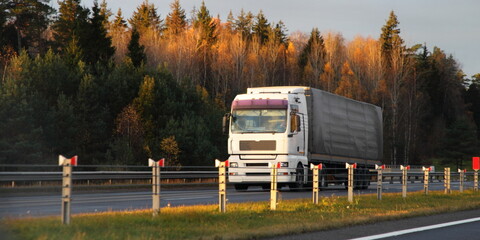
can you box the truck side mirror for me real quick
[290,113,297,133]
[222,113,231,134]
[296,115,301,132]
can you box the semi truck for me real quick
[223,86,383,191]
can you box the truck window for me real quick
[231,109,287,133]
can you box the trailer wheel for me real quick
[290,163,305,191]
[320,173,327,188]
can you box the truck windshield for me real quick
[231,109,287,133]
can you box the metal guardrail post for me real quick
[459,169,465,193]
[375,165,384,200]
[270,162,279,210]
[423,167,430,195]
[311,164,321,204]
[346,163,356,203]
[475,170,478,192]
[444,167,451,194]
[149,158,164,216]
[59,155,77,225]
[215,159,228,213]
[400,165,409,198]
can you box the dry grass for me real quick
[3,190,480,240]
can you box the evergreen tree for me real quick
[298,28,325,71]
[253,10,270,44]
[53,0,89,52]
[465,81,480,139]
[226,10,235,31]
[273,20,288,44]
[112,8,127,29]
[194,1,217,44]
[81,0,115,66]
[75,74,110,165]
[379,10,404,66]
[234,9,254,39]
[129,0,163,32]
[440,119,479,169]
[0,0,54,54]
[127,28,146,68]
[99,0,112,27]
[0,52,45,164]
[165,0,186,36]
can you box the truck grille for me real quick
[245,163,269,167]
[245,172,270,176]
[239,140,276,151]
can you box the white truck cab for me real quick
[224,87,309,190]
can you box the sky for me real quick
[52,0,479,78]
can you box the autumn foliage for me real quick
[0,1,478,167]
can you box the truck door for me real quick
[290,105,305,156]
[299,114,305,155]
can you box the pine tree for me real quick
[194,1,217,44]
[299,28,326,86]
[234,9,254,39]
[165,0,186,36]
[465,79,480,140]
[81,0,115,66]
[1,0,54,54]
[380,10,404,66]
[53,0,89,52]
[127,28,146,67]
[99,0,112,27]
[441,119,479,169]
[273,20,288,44]
[129,0,163,33]
[226,10,235,31]
[253,10,270,44]
[112,8,127,29]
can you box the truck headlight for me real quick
[280,162,289,167]
[230,162,238,168]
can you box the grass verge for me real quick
[3,190,480,240]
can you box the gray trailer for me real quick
[306,88,383,188]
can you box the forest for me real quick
[1,0,479,169]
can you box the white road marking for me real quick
[350,217,480,240]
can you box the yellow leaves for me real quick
[160,135,181,168]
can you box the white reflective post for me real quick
[152,162,160,216]
[347,164,354,203]
[376,165,383,200]
[270,163,278,210]
[59,155,77,225]
[459,169,465,193]
[218,160,227,213]
[444,168,451,194]
[423,167,430,195]
[149,158,163,216]
[475,170,478,192]
[61,163,72,224]
[401,165,408,198]
[311,164,320,204]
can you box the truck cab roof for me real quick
[246,86,309,94]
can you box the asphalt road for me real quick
[271,208,480,240]
[0,181,467,219]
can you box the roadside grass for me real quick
[3,190,480,240]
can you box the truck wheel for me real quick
[290,163,305,191]
[234,184,248,191]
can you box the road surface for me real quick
[0,181,465,218]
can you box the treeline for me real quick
[1,0,479,168]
